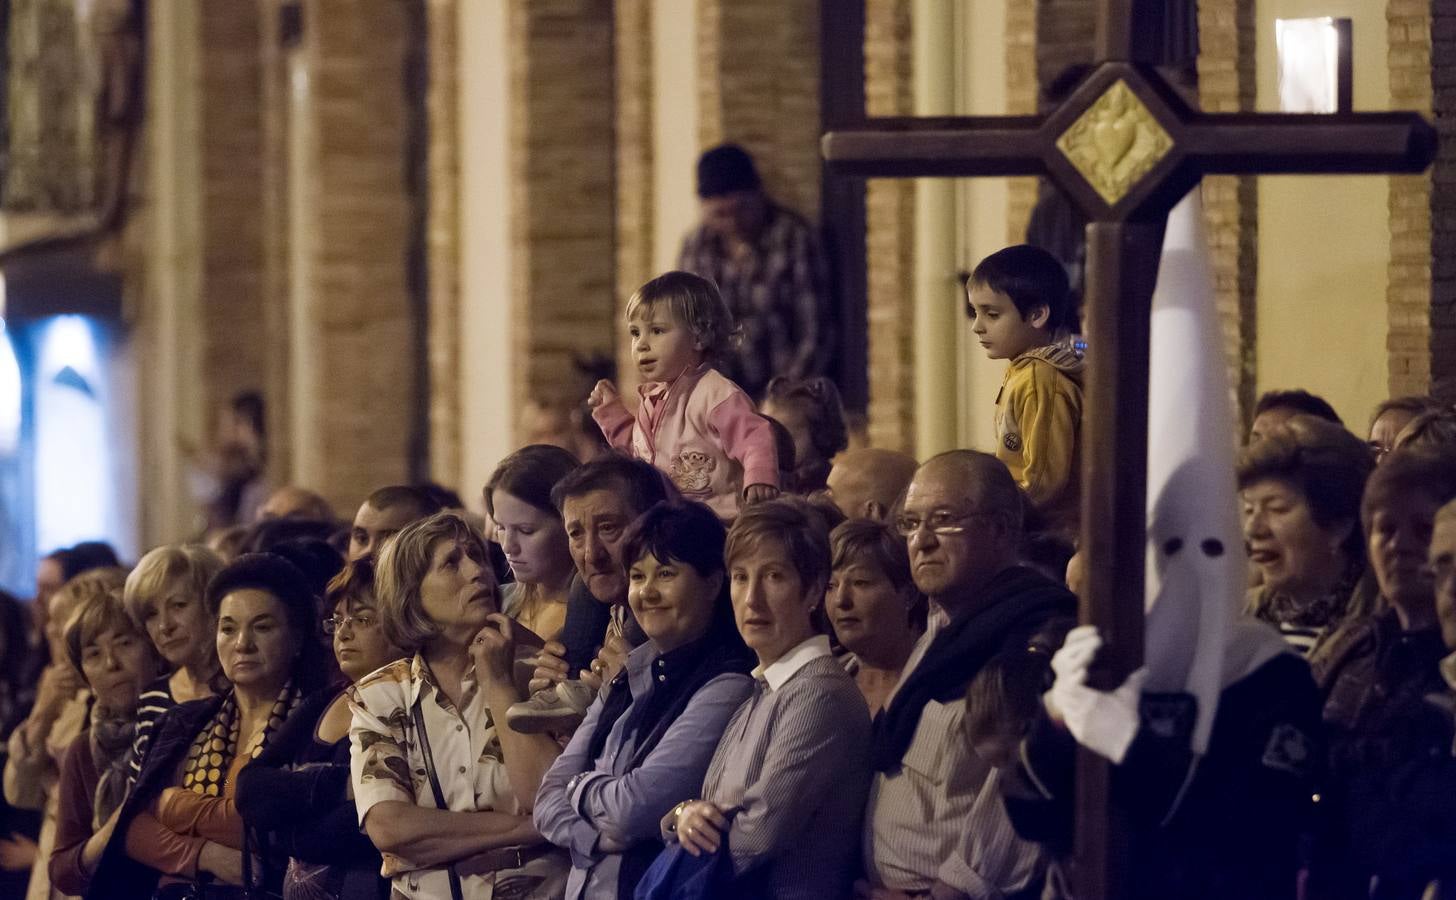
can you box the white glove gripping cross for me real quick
[1045,625,1148,764]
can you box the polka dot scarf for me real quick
[181,682,301,797]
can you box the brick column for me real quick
[1387,0,1434,398]
[426,0,462,486]
[696,0,821,221]
[508,0,617,420]
[864,1,915,452]
[198,2,268,431]
[615,0,654,399]
[1006,0,1041,242]
[289,0,417,511]
[1421,1,1456,399]
[1198,0,1258,422]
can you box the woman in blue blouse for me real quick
[534,501,754,899]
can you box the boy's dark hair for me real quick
[969,244,1072,333]
[696,143,760,197]
[1253,389,1342,426]
[365,485,444,520]
[550,455,674,519]
[415,481,464,510]
[61,541,122,581]
[964,620,1071,744]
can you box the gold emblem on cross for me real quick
[1055,79,1174,206]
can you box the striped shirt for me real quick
[864,625,1044,897]
[690,636,872,900]
[125,674,178,788]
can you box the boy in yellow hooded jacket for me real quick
[967,245,1084,534]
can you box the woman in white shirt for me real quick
[350,512,568,900]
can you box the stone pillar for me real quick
[1006,0,1041,241]
[1428,1,1456,399]
[696,0,821,221]
[615,0,654,398]
[197,2,268,429]
[507,0,617,419]
[285,0,417,512]
[426,0,461,486]
[1198,0,1258,422]
[864,1,916,453]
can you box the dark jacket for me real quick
[86,697,225,899]
[1002,653,1323,900]
[236,685,390,900]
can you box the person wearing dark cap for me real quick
[677,143,831,400]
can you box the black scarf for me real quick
[585,626,753,768]
[871,565,1075,772]
[582,618,752,897]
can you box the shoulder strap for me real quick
[413,701,464,900]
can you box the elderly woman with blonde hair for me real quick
[120,544,225,788]
[350,511,567,899]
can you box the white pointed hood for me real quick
[1143,189,1289,754]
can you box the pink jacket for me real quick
[592,365,779,519]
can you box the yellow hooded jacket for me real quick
[994,344,1084,533]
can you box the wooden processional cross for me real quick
[823,3,1436,897]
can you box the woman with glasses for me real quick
[235,557,406,900]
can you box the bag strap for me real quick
[413,701,465,900]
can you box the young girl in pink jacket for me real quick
[589,271,779,520]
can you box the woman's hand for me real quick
[526,641,570,694]
[674,800,727,856]
[33,664,83,720]
[471,614,518,687]
[0,833,36,871]
[198,840,243,886]
[588,379,619,409]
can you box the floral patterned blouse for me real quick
[349,653,567,899]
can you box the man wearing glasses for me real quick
[858,451,1075,899]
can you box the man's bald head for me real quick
[258,485,336,523]
[902,451,1024,608]
[826,448,919,521]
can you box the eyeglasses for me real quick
[894,511,988,538]
[323,611,378,635]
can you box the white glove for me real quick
[1045,624,1148,764]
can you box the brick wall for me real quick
[615,0,653,399]
[696,0,822,222]
[508,1,617,421]
[1425,1,1456,399]
[426,0,461,485]
[1388,0,1434,398]
[198,2,267,435]
[1006,0,1040,242]
[863,0,915,453]
[298,0,417,511]
[1197,0,1258,422]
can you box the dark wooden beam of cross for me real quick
[822,4,1436,899]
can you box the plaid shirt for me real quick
[677,204,830,398]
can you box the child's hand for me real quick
[589,379,619,409]
[744,484,780,504]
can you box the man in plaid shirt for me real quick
[677,144,832,400]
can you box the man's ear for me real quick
[1027,303,1051,330]
[864,500,886,521]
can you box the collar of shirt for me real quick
[405,651,479,715]
[752,634,832,691]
